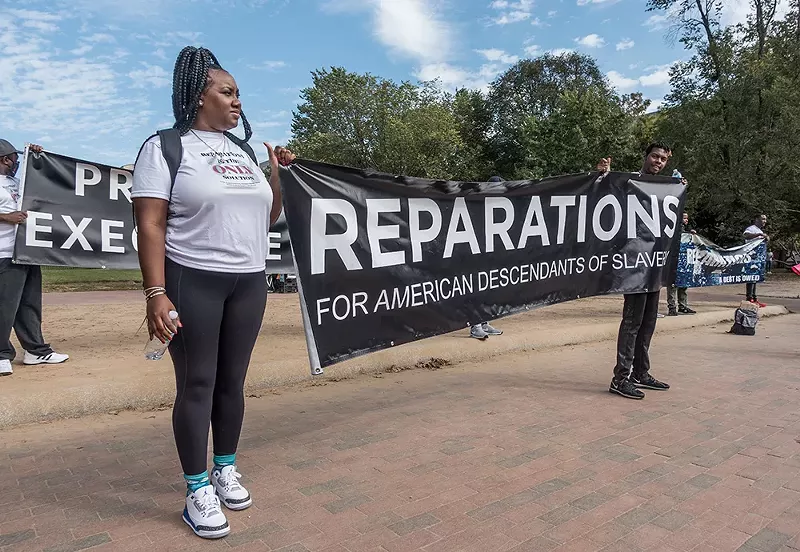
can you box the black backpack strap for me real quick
[156,128,183,198]
[131,129,183,229]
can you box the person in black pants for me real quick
[667,212,696,316]
[0,140,69,376]
[597,144,685,400]
[743,214,768,307]
[132,47,296,539]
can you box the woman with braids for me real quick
[131,46,295,539]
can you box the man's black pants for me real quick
[613,291,659,382]
[0,259,52,361]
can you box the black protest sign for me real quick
[14,149,294,272]
[281,160,687,371]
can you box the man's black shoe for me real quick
[667,308,678,317]
[679,307,696,314]
[631,374,670,390]
[609,378,645,399]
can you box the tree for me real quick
[289,67,417,169]
[289,68,471,179]
[649,0,800,244]
[450,88,495,180]
[487,53,649,179]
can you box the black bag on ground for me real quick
[729,302,758,335]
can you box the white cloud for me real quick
[577,0,621,5]
[7,9,62,33]
[248,60,288,71]
[489,0,535,25]
[23,20,59,33]
[0,16,152,150]
[606,62,677,91]
[495,10,531,24]
[70,45,93,56]
[616,38,635,51]
[475,48,519,64]
[639,65,671,87]
[128,63,170,88]
[548,48,574,56]
[7,9,62,22]
[607,71,639,90]
[85,33,116,44]
[548,10,557,17]
[575,34,606,48]
[524,44,542,57]
[330,0,504,92]
[416,62,504,93]
[134,31,203,50]
[646,99,665,113]
[644,2,681,31]
[644,13,671,30]
[251,112,290,133]
[720,0,790,26]
[352,0,452,63]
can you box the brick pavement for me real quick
[2,315,800,552]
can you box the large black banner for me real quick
[281,161,688,372]
[14,149,294,273]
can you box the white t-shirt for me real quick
[744,225,763,237]
[131,131,273,273]
[0,175,21,259]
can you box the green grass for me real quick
[42,267,142,293]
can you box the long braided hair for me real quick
[171,46,252,143]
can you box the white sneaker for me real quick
[482,322,503,336]
[0,360,12,376]
[183,485,230,539]
[470,325,488,340]
[211,465,252,510]
[23,351,69,365]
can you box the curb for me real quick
[0,305,790,429]
[319,304,790,379]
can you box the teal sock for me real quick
[213,453,236,470]
[184,471,210,494]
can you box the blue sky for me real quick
[1,0,769,167]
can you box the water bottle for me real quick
[143,310,179,360]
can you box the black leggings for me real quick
[165,258,267,475]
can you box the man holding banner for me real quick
[599,143,682,400]
[0,139,69,376]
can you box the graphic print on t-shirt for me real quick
[2,177,20,204]
[203,151,260,189]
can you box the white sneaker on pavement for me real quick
[211,465,252,510]
[0,360,12,376]
[23,351,69,365]
[183,485,230,539]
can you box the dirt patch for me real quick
[385,357,451,373]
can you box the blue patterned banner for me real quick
[675,233,766,288]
